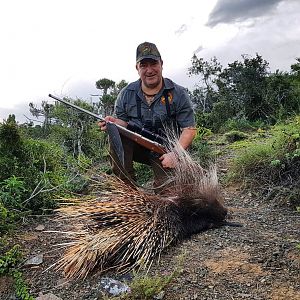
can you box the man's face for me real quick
[136,58,163,89]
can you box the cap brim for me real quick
[136,55,160,63]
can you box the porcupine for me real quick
[55,140,229,280]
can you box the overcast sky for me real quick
[1,0,299,123]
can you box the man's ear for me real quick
[135,63,139,71]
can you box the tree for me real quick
[95,78,115,95]
[217,54,270,121]
[188,55,222,113]
[50,98,100,157]
[29,101,54,133]
[95,78,128,116]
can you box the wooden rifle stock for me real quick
[48,94,167,155]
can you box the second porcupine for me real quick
[55,140,228,279]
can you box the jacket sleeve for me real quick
[175,88,196,128]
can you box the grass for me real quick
[226,117,300,207]
[106,254,185,300]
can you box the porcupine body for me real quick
[56,142,228,279]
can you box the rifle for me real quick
[48,94,167,155]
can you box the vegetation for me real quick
[189,55,300,132]
[228,117,300,207]
[0,244,34,300]
[108,254,184,300]
[1,55,300,297]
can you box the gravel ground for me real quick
[1,162,299,299]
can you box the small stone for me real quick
[100,277,130,296]
[35,224,45,231]
[154,291,165,299]
[24,254,43,266]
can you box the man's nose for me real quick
[145,65,154,73]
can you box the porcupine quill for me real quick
[54,137,230,280]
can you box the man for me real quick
[99,42,196,190]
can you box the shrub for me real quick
[224,130,248,143]
[0,245,34,300]
[228,117,300,207]
[190,127,214,166]
[222,118,265,132]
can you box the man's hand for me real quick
[98,116,117,132]
[159,152,177,168]
[98,116,128,131]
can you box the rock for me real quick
[153,291,165,299]
[99,277,130,296]
[24,254,43,266]
[35,225,45,231]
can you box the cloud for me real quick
[207,0,284,27]
[0,102,33,124]
[194,45,204,55]
[175,24,188,36]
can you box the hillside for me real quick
[1,138,299,300]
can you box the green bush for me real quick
[224,130,248,143]
[0,201,16,233]
[228,117,300,207]
[0,244,34,300]
[0,177,27,233]
[0,119,87,214]
[188,127,213,166]
[0,176,27,209]
[222,118,266,132]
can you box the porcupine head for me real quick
[163,140,228,237]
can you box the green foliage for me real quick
[133,162,153,186]
[0,118,88,215]
[228,117,300,207]
[112,255,184,300]
[221,118,265,133]
[0,245,22,275]
[0,176,27,209]
[190,128,214,166]
[95,78,128,116]
[224,130,248,143]
[0,184,17,233]
[124,272,175,299]
[0,245,34,300]
[13,270,34,300]
[0,203,16,233]
[0,202,8,226]
[206,101,234,132]
[189,55,300,132]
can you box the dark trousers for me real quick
[109,135,172,191]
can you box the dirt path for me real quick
[1,162,300,299]
[154,186,300,299]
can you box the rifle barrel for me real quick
[48,94,104,121]
[48,94,167,155]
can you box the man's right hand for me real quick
[98,116,117,132]
[98,116,128,131]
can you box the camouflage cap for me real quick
[136,42,161,63]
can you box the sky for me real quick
[1,0,300,123]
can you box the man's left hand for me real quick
[159,152,177,168]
